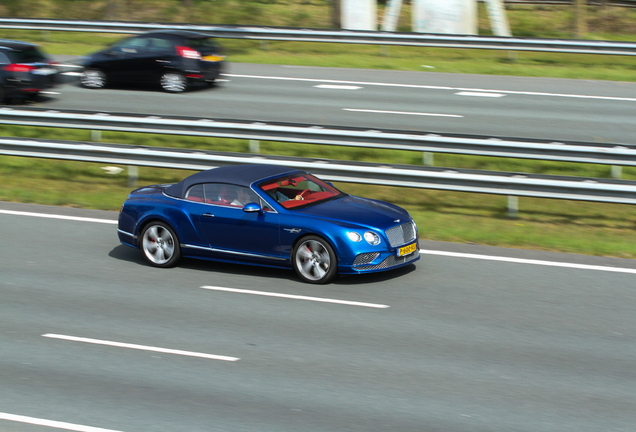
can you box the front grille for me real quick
[385,222,416,248]
[355,249,419,271]
[353,252,380,266]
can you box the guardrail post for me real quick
[249,139,260,154]
[260,40,269,51]
[574,0,587,38]
[423,152,434,166]
[91,130,102,142]
[127,166,138,188]
[611,165,622,179]
[507,195,518,219]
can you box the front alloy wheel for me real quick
[292,236,338,284]
[80,69,106,89]
[141,222,181,267]
[160,72,188,92]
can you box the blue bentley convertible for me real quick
[117,164,419,284]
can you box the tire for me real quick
[80,69,106,89]
[292,235,338,284]
[160,72,188,93]
[0,86,5,104]
[141,222,181,268]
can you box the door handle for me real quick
[202,213,214,218]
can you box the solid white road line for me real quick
[225,73,636,102]
[455,91,505,98]
[200,286,390,308]
[314,84,362,90]
[0,209,117,224]
[343,108,462,118]
[420,249,636,275]
[42,334,240,362]
[0,412,123,432]
[5,209,636,275]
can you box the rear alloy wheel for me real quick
[292,235,338,284]
[160,72,188,93]
[141,222,181,268]
[80,69,106,89]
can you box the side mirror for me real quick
[243,202,262,213]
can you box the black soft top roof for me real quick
[164,164,298,198]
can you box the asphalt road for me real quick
[1,201,635,432]
[39,61,636,145]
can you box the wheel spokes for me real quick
[143,225,175,264]
[297,246,312,260]
[312,262,327,279]
[296,240,331,281]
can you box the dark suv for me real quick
[80,30,225,93]
[0,39,59,103]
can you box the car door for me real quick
[133,36,175,83]
[198,183,282,261]
[100,35,152,82]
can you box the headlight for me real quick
[347,231,362,242]
[364,231,381,246]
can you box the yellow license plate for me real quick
[202,55,225,62]
[398,242,417,257]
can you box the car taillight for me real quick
[175,46,201,60]
[3,63,36,72]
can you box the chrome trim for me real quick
[117,229,136,239]
[182,244,286,261]
[283,228,302,234]
[182,243,212,251]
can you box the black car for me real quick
[80,30,225,93]
[0,39,59,103]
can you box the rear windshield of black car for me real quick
[8,47,46,64]
[186,38,219,54]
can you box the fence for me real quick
[0,108,634,167]
[1,109,636,209]
[1,18,636,56]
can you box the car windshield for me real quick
[258,173,344,209]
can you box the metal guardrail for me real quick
[2,18,636,56]
[0,108,634,167]
[2,136,636,205]
[501,1,636,5]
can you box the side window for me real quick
[260,197,274,212]
[233,187,259,207]
[115,36,150,54]
[148,37,173,53]
[203,183,222,204]
[0,52,10,64]
[185,184,204,202]
[197,183,260,208]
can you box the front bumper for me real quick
[340,243,420,275]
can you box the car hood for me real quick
[292,195,410,229]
